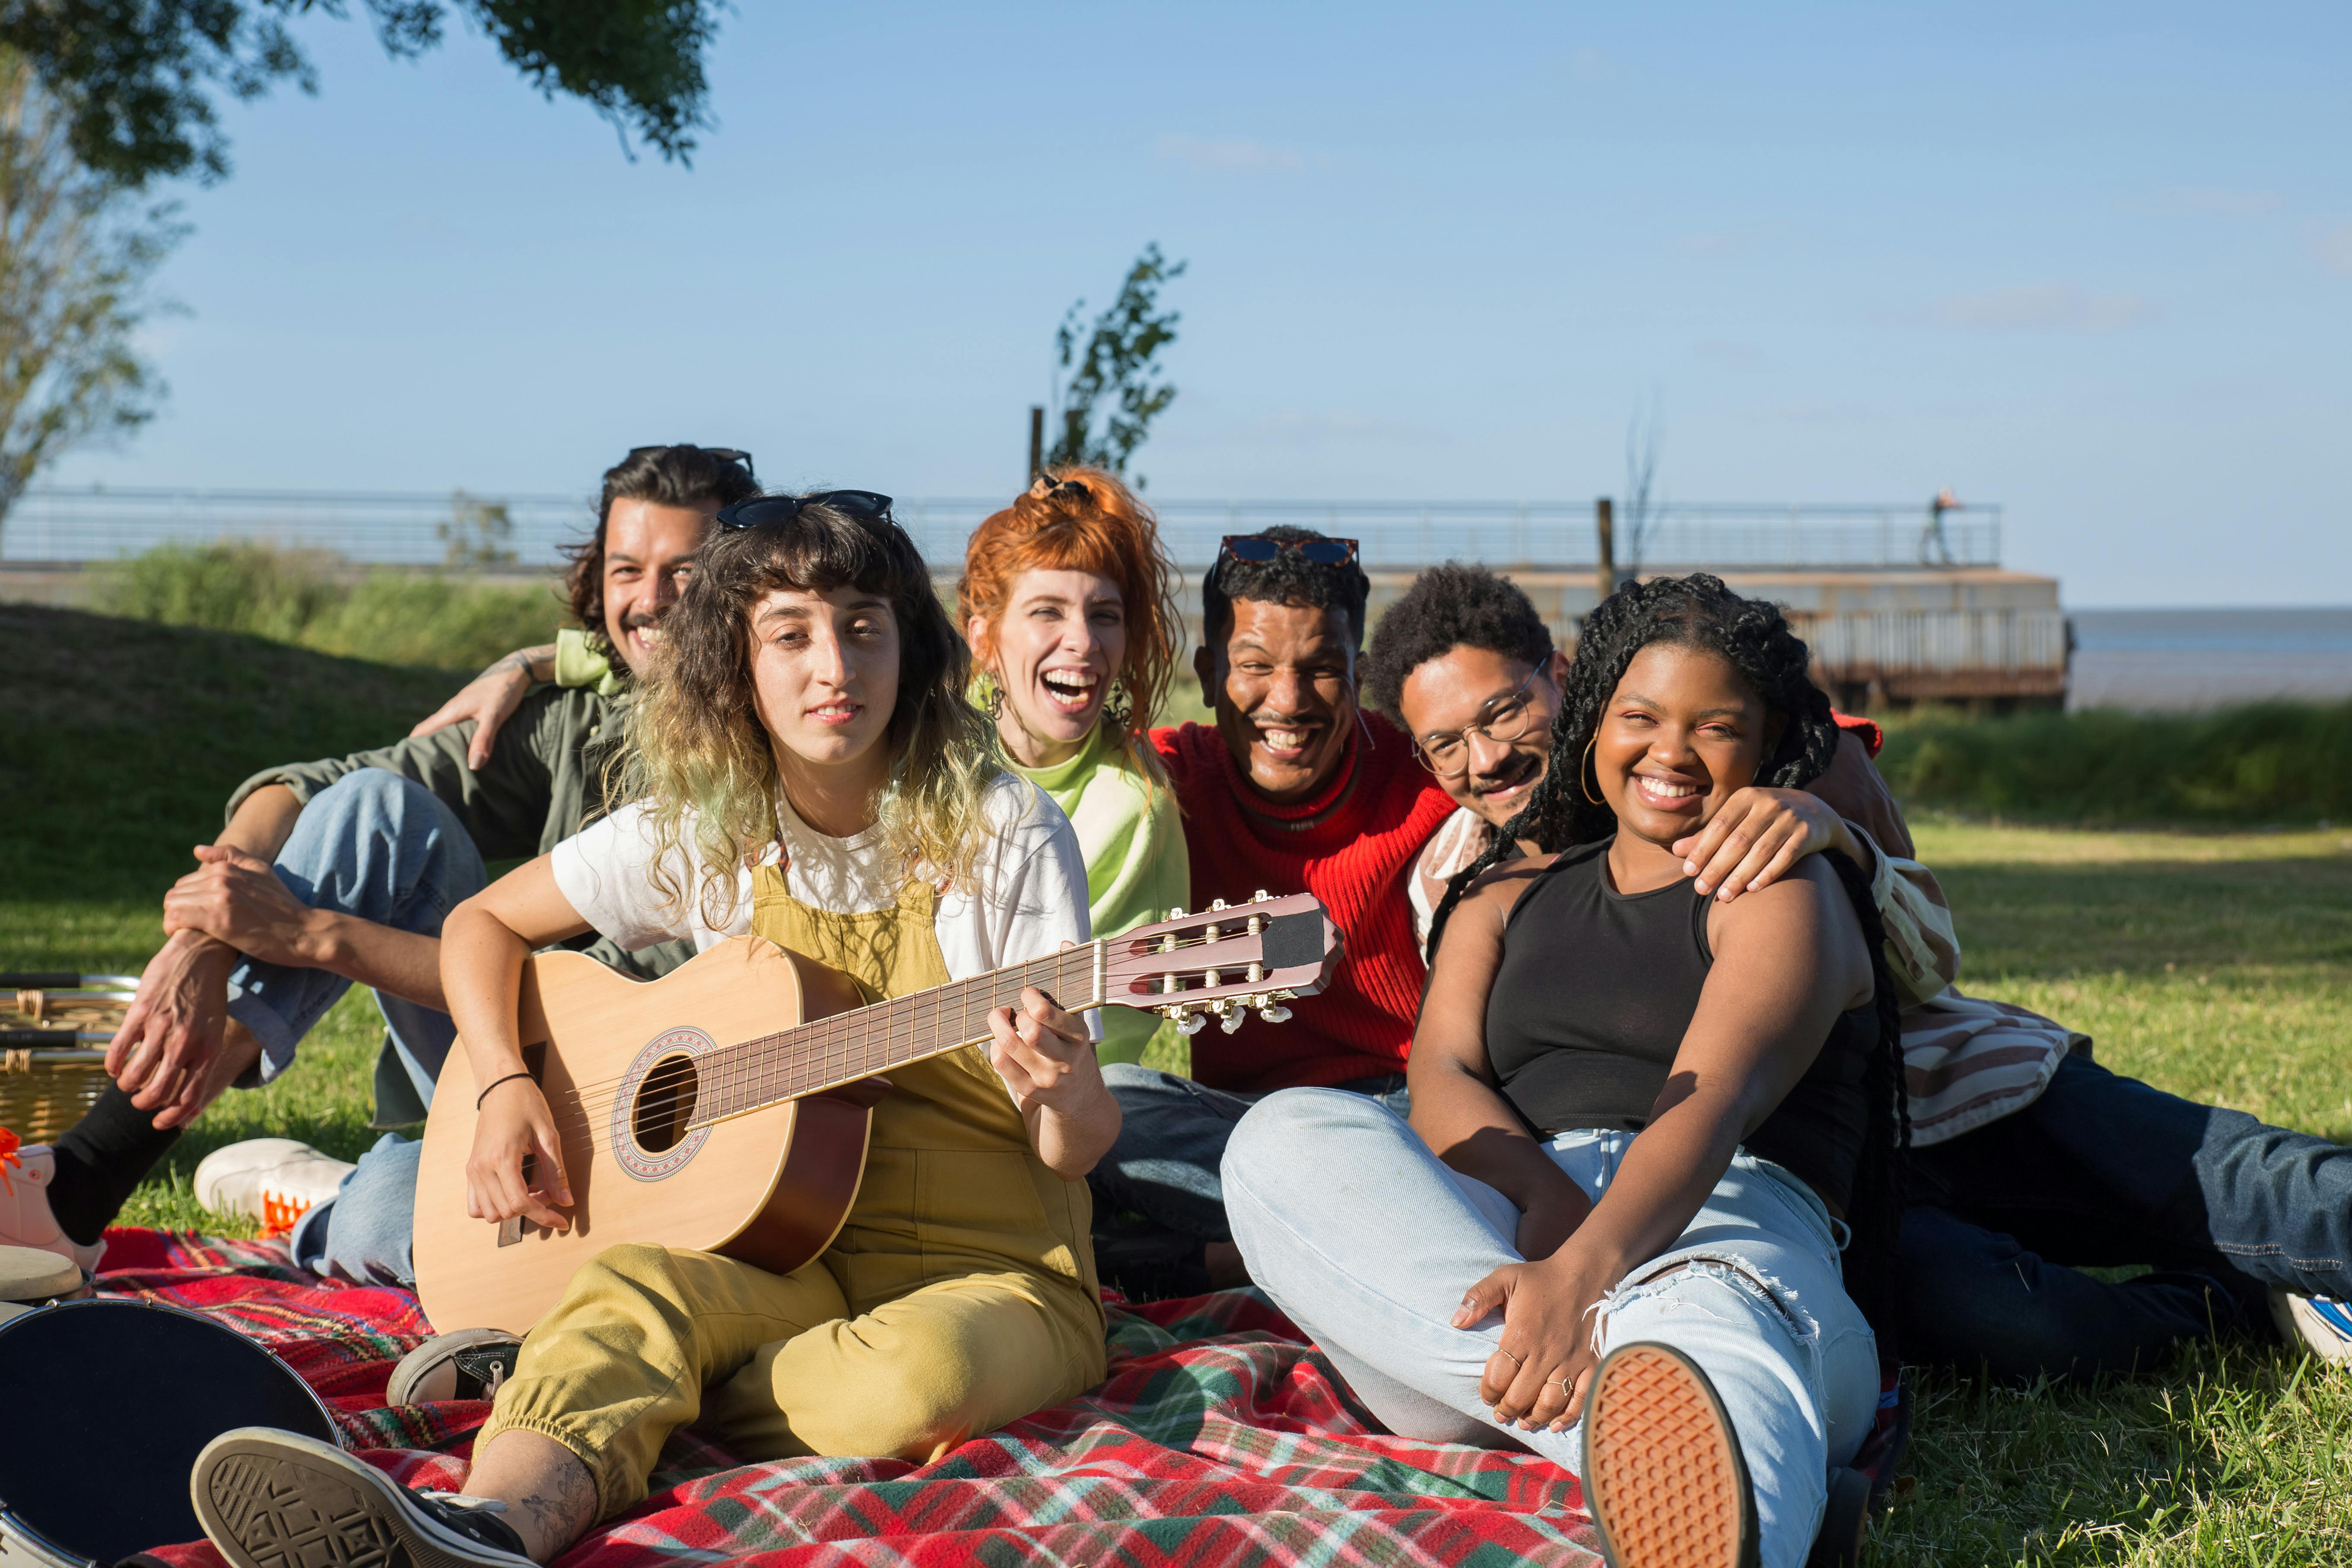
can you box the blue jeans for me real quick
[1224,1089,1878,1568]
[1900,1055,2352,1379]
[223,770,485,1286]
[1089,1063,1410,1243]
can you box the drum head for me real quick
[0,1298,340,1563]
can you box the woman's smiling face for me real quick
[973,568,1128,763]
[1592,641,1782,849]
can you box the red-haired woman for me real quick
[958,469,1189,1066]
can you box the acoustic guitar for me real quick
[413,892,1341,1332]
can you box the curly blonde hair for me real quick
[621,498,1005,930]
[957,466,1182,788]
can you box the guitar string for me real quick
[527,947,1106,1151]
[516,927,1268,1116]
[504,928,1302,1159]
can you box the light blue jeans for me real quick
[222,769,485,1286]
[1223,1089,1879,1568]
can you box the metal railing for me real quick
[1,487,2004,573]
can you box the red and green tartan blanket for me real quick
[96,1228,1599,1567]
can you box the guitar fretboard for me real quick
[685,943,1106,1128]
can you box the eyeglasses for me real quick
[1413,666,1549,778]
[1218,533,1360,567]
[715,490,896,533]
[629,444,756,480]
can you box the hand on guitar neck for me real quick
[983,964,1117,1179]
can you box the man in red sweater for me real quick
[1089,526,1457,1296]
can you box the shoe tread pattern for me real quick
[1586,1346,1744,1568]
[203,1450,414,1568]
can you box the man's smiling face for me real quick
[1396,644,1567,830]
[1196,597,1360,804]
[601,497,714,678]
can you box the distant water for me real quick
[2069,608,2352,711]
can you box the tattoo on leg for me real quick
[513,1458,597,1556]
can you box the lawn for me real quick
[7,603,2352,1564]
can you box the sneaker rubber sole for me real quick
[2270,1289,2352,1367]
[191,1427,531,1568]
[1582,1342,1760,1568]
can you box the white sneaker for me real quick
[2271,1288,2352,1367]
[0,1135,105,1274]
[194,1138,356,1237]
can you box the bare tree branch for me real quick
[0,44,181,539]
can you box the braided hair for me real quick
[1430,573,1911,1343]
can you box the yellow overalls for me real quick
[478,865,1108,1520]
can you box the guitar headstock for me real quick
[1101,891,1343,1036]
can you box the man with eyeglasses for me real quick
[1366,564,2352,1379]
[0,444,758,1294]
[1084,525,1461,1298]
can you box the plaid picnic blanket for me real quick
[97,1228,1599,1567]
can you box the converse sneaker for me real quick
[193,1427,535,1568]
[1582,1342,1761,1568]
[388,1329,526,1406]
[2271,1288,2352,1367]
[0,1130,105,1274]
[194,1139,356,1237]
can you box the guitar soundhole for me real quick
[632,1054,701,1153]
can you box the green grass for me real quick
[8,608,2352,1562]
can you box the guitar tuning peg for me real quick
[1252,889,1271,903]
[1175,1009,1209,1037]
[1210,897,1229,911]
[1258,1003,1293,1024]
[1217,1000,1246,1035]
[1166,905,1188,920]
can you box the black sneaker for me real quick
[192,1427,536,1568]
[388,1328,526,1405]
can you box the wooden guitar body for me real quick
[413,936,871,1334]
[413,893,1343,1335]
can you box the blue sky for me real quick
[42,1,2352,606]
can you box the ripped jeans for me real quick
[1223,1089,1879,1568]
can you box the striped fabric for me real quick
[105,1228,1601,1567]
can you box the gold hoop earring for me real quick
[1581,737,1605,806]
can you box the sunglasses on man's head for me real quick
[715,490,897,533]
[1218,533,1360,566]
[629,444,756,480]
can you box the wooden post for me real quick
[1028,406,1045,482]
[1595,497,1616,601]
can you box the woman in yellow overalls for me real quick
[188,492,1120,1568]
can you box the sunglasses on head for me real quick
[629,444,756,481]
[1219,533,1360,566]
[715,490,897,533]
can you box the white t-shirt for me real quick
[550,775,1095,1018]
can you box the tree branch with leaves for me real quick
[1049,243,1186,487]
[0,0,724,188]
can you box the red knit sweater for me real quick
[1152,717,1459,1093]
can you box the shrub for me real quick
[89,542,566,672]
[1876,702,2352,825]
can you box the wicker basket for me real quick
[1,990,127,1144]
[0,1046,112,1144]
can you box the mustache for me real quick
[620,609,665,632]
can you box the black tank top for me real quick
[1483,839,1876,1213]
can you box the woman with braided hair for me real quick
[1223,574,1910,1568]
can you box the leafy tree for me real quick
[1049,242,1186,486]
[0,44,181,535]
[438,487,515,565]
[0,0,723,188]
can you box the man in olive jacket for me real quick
[0,445,756,1282]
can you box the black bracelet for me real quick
[477,1070,536,1110]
